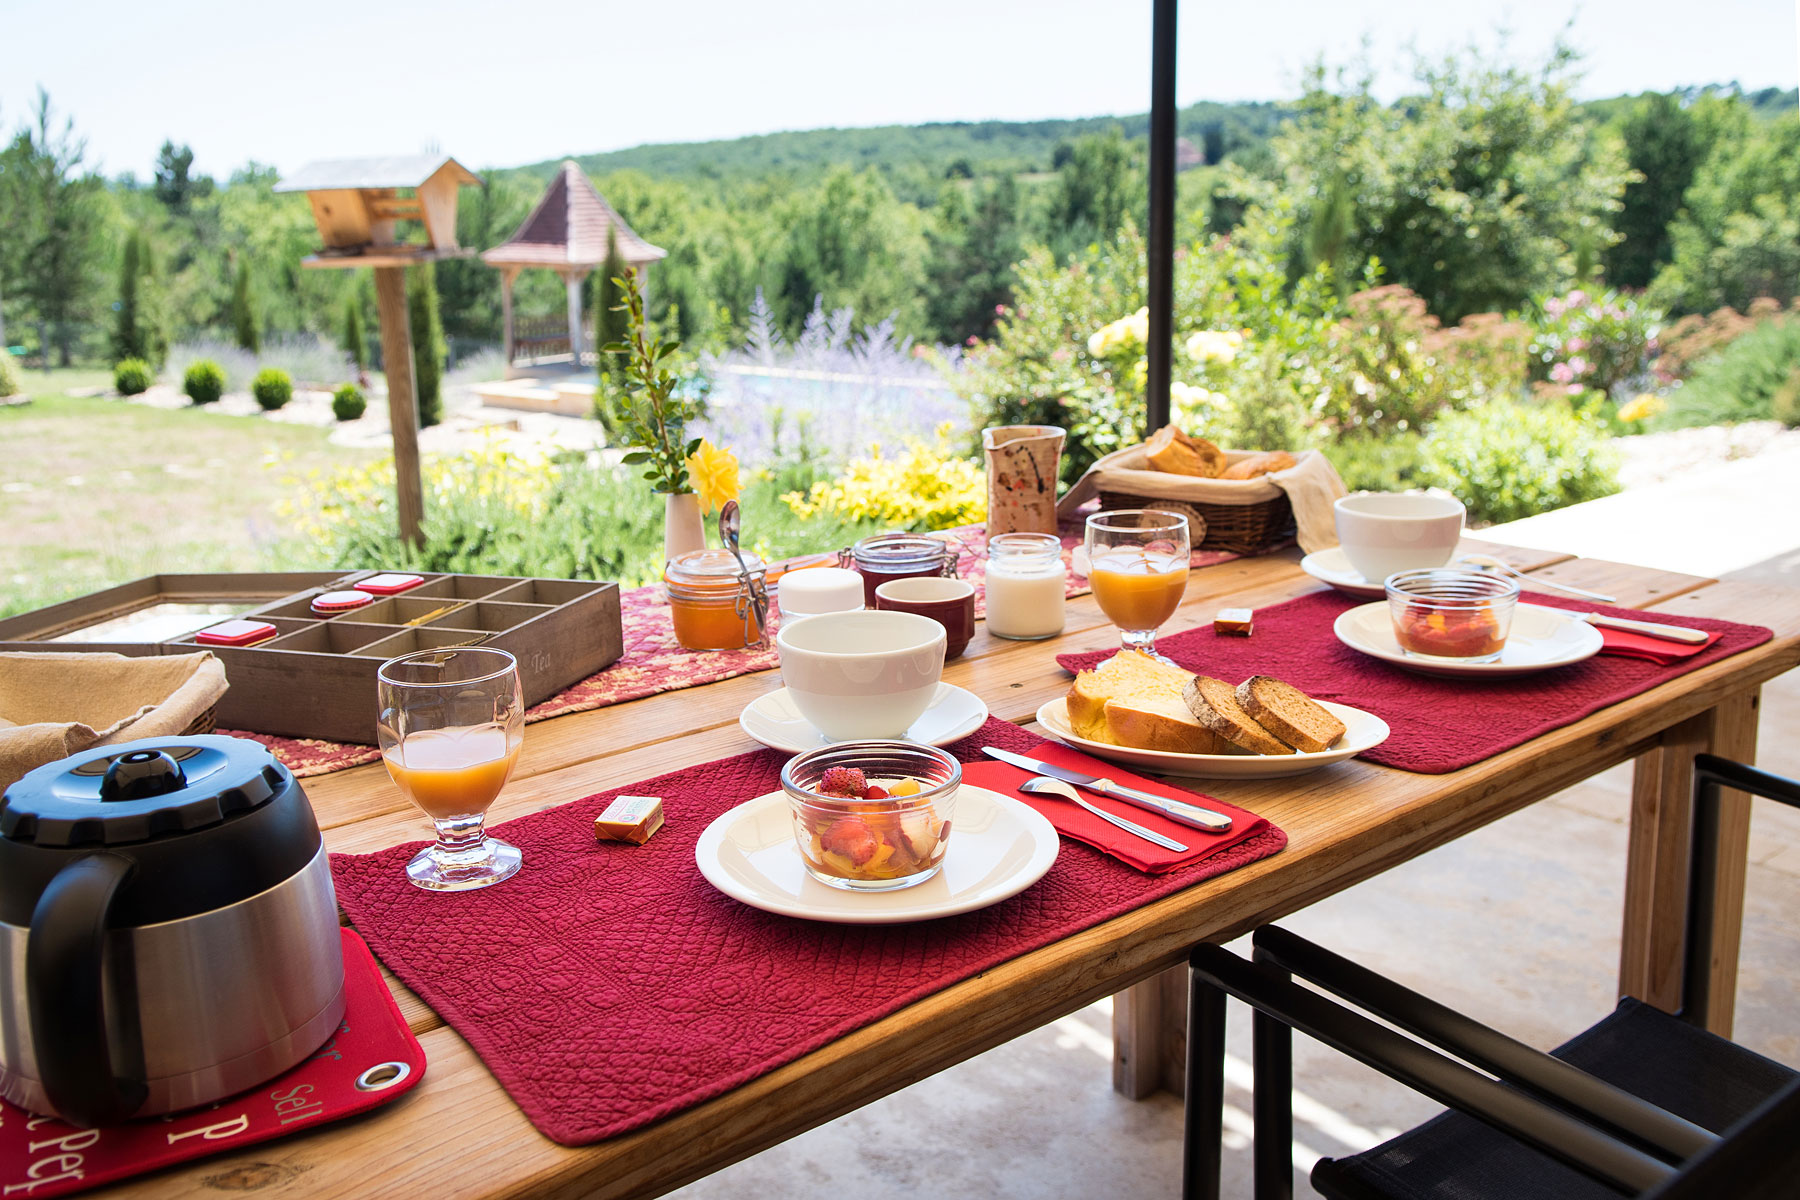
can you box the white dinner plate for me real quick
[739,682,989,754]
[1299,547,1387,599]
[693,785,1059,924]
[1332,601,1604,678]
[1034,697,1390,779]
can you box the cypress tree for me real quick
[112,228,143,363]
[231,258,260,353]
[342,291,367,372]
[595,229,628,379]
[407,262,446,428]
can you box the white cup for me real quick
[1333,491,1466,585]
[776,610,947,740]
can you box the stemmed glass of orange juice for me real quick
[378,647,525,892]
[1083,509,1191,664]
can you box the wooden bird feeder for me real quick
[276,154,483,546]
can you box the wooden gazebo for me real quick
[481,161,666,372]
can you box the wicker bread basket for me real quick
[1059,444,1345,556]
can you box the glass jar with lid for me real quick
[664,548,767,651]
[983,532,1067,640]
[849,533,958,608]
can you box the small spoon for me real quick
[1456,553,1617,604]
[1019,777,1188,852]
[719,500,769,635]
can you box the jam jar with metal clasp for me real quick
[848,533,959,609]
[664,548,767,651]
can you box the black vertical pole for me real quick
[1146,0,1178,432]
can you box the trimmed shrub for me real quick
[183,359,226,405]
[331,383,367,422]
[1417,399,1620,525]
[0,352,23,399]
[1655,313,1800,429]
[251,367,293,411]
[113,358,153,396]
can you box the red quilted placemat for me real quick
[1057,591,1773,774]
[329,717,1284,1145]
[230,524,1237,777]
[0,930,423,1198]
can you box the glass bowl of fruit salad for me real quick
[779,740,961,891]
[1385,568,1519,664]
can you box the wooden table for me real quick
[106,541,1800,1198]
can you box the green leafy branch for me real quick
[603,269,701,494]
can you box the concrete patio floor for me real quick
[670,453,1800,1200]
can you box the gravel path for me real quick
[1613,420,1800,489]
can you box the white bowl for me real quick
[775,610,947,740]
[1333,491,1465,585]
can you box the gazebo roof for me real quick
[275,154,480,193]
[482,161,666,270]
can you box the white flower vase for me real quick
[663,491,706,566]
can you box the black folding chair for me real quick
[1183,754,1800,1200]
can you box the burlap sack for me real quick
[0,650,228,792]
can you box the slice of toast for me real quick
[1183,675,1295,755]
[1104,693,1233,755]
[1235,675,1345,753]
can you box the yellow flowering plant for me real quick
[781,424,986,530]
[684,438,741,512]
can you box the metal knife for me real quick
[981,746,1234,833]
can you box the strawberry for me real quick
[862,784,889,800]
[820,818,879,866]
[818,766,867,797]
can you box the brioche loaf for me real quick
[1065,651,1229,754]
[1235,675,1345,753]
[1183,675,1296,755]
[1220,450,1297,480]
[1145,424,1225,478]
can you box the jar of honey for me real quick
[665,549,767,651]
[849,534,958,608]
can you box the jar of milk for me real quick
[984,532,1067,640]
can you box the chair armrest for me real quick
[1191,944,1676,1196]
[1252,926,1713,1162]
[1694,755,1800,810]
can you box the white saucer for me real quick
[1333,601,1604,678]
[1299,547,1386,599]
[1035,698,1389,779]
[739,682,989,753]
[693,785,1059,923]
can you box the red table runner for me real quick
[231,525,1237,778]
[329,717,1284,1145]
[1056,591,1773,774]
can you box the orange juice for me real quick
[383,724,521,820]
[1090,551,1188,631]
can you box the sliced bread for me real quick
[1066,651,1224,754]
[1183,675,1295,755]
[1235,675,1345,753]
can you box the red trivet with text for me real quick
[0,929,424,1199]
[1057,591,1773,774]
[329,716,1284,1146]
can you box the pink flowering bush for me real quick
[1526,288,1661,396]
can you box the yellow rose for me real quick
[685,439,741,512]
[1185,329,1244,364]
[1617,393,1664,423]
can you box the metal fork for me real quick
[1456,553,1617,604]
[1020,777,1188,852]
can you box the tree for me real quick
[153,141,211,213]
[230,256,260,352]
[7,89,106,365]
[1602,93,1708,289]
[342,289,366,372]
[771,166,929,337]
[1254,44,1634,320]
[594,229,629,374]
[408,262,447,428]
[925,174,1024,342]
[1043,130,1141,258]
[113,227,144,362]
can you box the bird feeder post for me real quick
[372,265,425,545]
[276,154,482,550]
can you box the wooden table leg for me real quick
[1620,688,1760,1034]
[1113,964,1188,1098]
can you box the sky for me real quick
[2,0,1795,180]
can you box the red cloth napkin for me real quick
[1057,591,1771,775]
[1595,623,1721,665]
[330,716,1285,1146]
[962,745,1267,873]
[0,930,423,1199]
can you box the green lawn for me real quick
[0,390,377,618]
